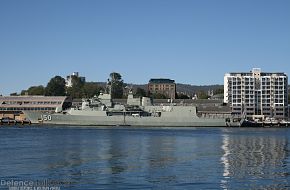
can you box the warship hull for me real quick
[23,91,241,127]
[23,111,240,127]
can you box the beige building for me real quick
[148,78,176,99]
[0,96,71,120]
[224,68,288,119]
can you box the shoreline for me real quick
[1,124,289,129]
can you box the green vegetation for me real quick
[213,88,224,95]
[10,92,18,96]
[45,76,66,96]
[134,87,146,97]
[18,72,226,100]
[21,73,112,99]
[66,75,85,98]
[151,93,168,99]
[65,80,104,99]
[108,72,124,99]
[177,93,190,99]
[196,90,209,99]
[21,76,102,99]
[82,82,104,98]
[21,85,45,95]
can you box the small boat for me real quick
[242,117,290,128]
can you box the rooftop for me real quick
[0,96,67,102]
[149,78,175,84]
[225,68,287,76]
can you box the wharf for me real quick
[0,118,31,125]
[242,120,290,128]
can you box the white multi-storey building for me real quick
[66,72,86,87]
[224,68,288,119]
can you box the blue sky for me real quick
[0,0,289,95]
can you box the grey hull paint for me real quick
[23,111,237,127]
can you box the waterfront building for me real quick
[0,96,71,120]
[66,72,86,87]
[148,78,176,99]
[224,68,288,119]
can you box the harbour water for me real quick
[0,126,290,189]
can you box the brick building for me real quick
[148,78,176,99]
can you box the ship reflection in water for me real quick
[0,127,289,189]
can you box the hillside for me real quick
[96,82,223,95]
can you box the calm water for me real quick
[0,126,290,190]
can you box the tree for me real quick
[109,72,124,99]
[71,75,85,89]
[45,76,66,96]
[20,90,27,95]
[82,82,103,98]
[213,88,224,95]
[177,93,190,99]
[26,85,45,95]
[134,87,146,97]
[10,92,19,96]
[152,93,168,99]
[66,75,85,98]
[197,90,209,99]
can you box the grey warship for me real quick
[24,88,242,127]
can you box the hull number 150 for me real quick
[41,115,52,121]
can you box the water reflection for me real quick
[220,129,290,189]
[1,127,290,189]
[146,134,177,185]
